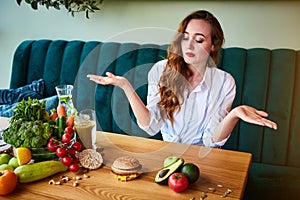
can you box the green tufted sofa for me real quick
[8,39,300,199]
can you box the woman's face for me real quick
[181,19,213,67]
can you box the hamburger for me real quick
[111,156,142,182]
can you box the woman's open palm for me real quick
[235,105,277,130]
[87,72,126,88]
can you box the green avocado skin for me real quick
[154,158,184,185]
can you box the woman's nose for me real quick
[187,38,194,50]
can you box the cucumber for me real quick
[56,116,66,138]
[14,160,68,183]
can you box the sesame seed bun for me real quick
[111,156,142,175]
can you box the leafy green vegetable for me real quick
[10,97,49,123]
[3,119,55,148]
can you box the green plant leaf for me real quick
[31,1,38,10]
[85,10,89,19]
[17,0,22,6]
[15,0,103,18]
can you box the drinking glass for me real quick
[74,109,96,149]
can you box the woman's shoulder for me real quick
[149,59,167,74]
[153,59,168,68]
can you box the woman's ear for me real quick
[211,45,215,52]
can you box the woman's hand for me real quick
[87,72,128,89]
[87,72,151,127]
[233,105,277,130]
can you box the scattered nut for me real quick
[226,189,232,194]
[73,181,79,187]
[48,179,55,185]
[220,189,232,198]
[201,192,207,197]
[55,181,61,185]
[208,187,216,192]
[189,197,195,200]
[200,191,208,200]
[83,173,90,178]
[75,176,81,180]
[61,176,70,182]
[217,184,223,188]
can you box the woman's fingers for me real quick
[252,114,278,130]
[87,73,120,86]
[106,72,115,77]
[87,74,110,85]
[254,110,277,130]
[264,119,277,130]
[255,110,269,117]
[238,105,277,130]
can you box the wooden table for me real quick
[0,117,252,200]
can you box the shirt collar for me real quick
[192,65,214,92]
[202,66,213,89]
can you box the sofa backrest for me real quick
[11,40,300,168]
[219,48,300,168]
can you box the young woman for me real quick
[87,10,277,147]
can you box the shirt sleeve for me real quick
[202,71,236,148]
[137,60,166,136]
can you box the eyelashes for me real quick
[182,33,204,43]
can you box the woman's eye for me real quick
[195,37,204,43]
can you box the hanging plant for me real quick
[16,0,104,18]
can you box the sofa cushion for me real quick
[244,163,300,199]
[0,79,44,105]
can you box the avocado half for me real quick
[154,158,184,185]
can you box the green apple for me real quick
[163,156,179,168]
[0,164,14,171]
[8,157,19,169]
[0,153,11,164]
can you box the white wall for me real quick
[1,0,300,88]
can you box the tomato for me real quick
[47,141,58,152]
[73,158,79,164]
[62,156,73,166]
[69,163,80,172]
[68,148,76,156]
[168,173,189,193]
[0,170,18,195]
[56,147,67,158]
[64,126,74,135]
[61,133,71,144]
[72,142,82,152]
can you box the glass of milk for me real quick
[74,109,96,149]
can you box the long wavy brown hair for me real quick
[157,10,224,125]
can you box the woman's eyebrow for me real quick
[184,31,207,38]
[194,33,207,38]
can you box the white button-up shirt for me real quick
[138,59,236,147]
